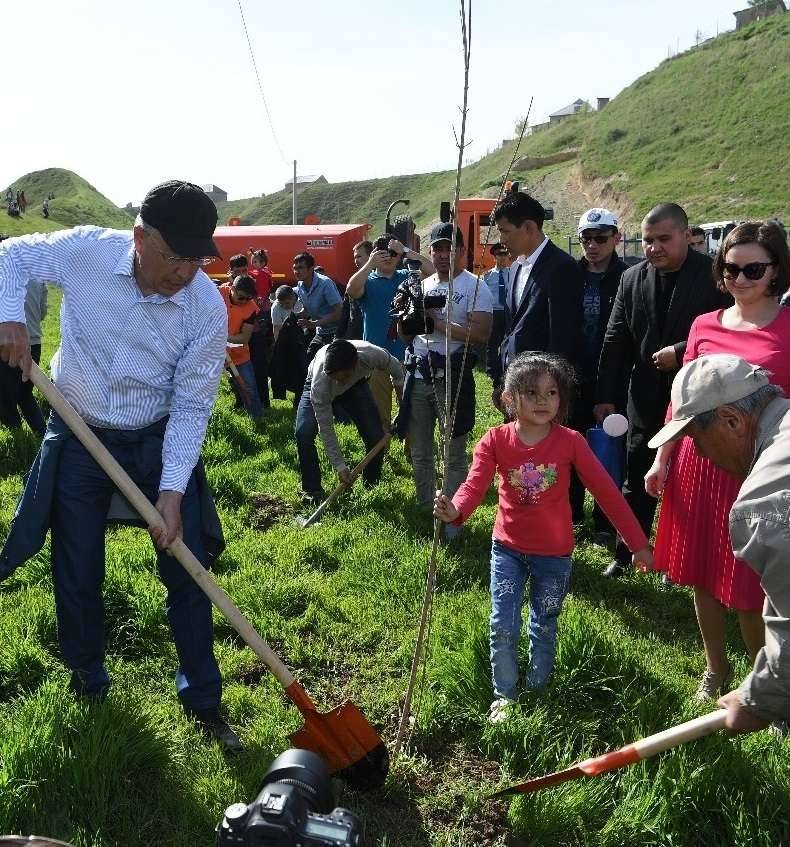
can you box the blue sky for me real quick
[3,0,737,206]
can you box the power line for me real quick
[236,0,288,163]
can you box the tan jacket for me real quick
[308,341,404,472]
[730,397,790,721]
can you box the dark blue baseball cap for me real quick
[429,222,464,247]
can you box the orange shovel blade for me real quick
[287,692,389,790]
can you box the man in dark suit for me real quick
[594,203,729,578]
[490,191,584,390]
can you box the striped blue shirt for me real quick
[0,226,227,493]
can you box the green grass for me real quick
[0,288,787,845]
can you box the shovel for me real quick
[29,363,389,790]
[490,709,727,797]
[295,433,391,529]
[224,352,252,408]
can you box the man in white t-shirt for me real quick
[398,223,493,532]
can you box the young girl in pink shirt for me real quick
[435,352,652,723]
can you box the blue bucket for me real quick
[586,424,625,488]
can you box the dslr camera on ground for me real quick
[216,748,364,846]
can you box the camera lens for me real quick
[258,749,335,813]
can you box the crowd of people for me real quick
[0,180,789,750]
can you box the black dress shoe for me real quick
[601,561,627,578]
[186,707,243,753]
[592,531,616,548]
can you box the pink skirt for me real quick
[653,436,764,612]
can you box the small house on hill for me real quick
[734,1,786,29]
[549,99,587,124]
[284,174,328,193]
[201,184,228,203]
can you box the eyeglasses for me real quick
[722,261,775,281]
[151,244,214,267]
[579,234,611,245]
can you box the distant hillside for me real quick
[4,15,787,244]
[215,141,583,242]
[580,13,789,222]
[1,168,133,237]
[218,14,789,234]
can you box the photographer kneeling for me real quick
[397,223,493,537]
[295,339,404,504]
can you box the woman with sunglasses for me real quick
[645,221,790,701]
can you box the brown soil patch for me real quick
[248,492,293,531]
[359,729,524,846]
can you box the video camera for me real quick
[389,271,447,337]
[216,748,364,846]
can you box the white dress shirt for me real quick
[513,235,549,308]
[0,226,227,493]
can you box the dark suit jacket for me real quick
[596,249,729,446]
[494,239,584,384]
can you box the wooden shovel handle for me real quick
[632,708,727,758]
[29,363,299,692]
[579,709,727,776]
[301,433,391,528]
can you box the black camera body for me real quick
[389,271,447,337]
[217,749,364,847]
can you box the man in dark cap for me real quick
[0,181,241,750]
[398,222,493,538]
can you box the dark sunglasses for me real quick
[580,234,611,245]
[722,261,775,281]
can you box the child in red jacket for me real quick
[435,352,652,722]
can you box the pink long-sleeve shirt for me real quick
[452,423,648,557]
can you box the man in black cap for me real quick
[398,223,493,537]
[0,181,241,750]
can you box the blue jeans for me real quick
[489,539,572,700]
[235,360,263,419]
[295,377,384,495]
[50,428,221,710]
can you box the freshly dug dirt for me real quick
[248,492,293,531]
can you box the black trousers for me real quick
[614,440,658,564]
[306,332,334,366]
[249,331,272,408]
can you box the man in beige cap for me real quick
[648,354,790,733]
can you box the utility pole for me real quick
[292,159,297,225]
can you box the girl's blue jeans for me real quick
[489,539,572,700]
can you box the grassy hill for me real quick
[217,14,789,233]
[1,168,133,237]
[4,15,788,245]
[580,13,790,222]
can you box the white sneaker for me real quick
[488,697,515,724]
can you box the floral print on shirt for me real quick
[507,462,558,504]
